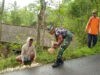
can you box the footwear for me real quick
[52,62,60,68]
[52,58,64,68]
[59,59,64,65]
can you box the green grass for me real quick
[0,45,100,71]
[0,56,19,70]
[36,51,56,64]
[64,47,95,59]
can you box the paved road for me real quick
[1,55,100,75]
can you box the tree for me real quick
[18,7,36,26]
[0,0,5,40]
[10,1,21,25]
[0,0,10,58]
[36,0,46,50]
[0,0,5,21]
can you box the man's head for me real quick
[27,37,33,46]
[29,38,33,46]
[92,10,97,17]
[47,25,55,35]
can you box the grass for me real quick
[0,45,100,71]
[0,56,19,70]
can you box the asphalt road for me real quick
[1,55,100,75]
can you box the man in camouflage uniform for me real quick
[47,26,73,68]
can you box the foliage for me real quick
[1,0,100,71]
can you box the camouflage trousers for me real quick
[57,36,72,59]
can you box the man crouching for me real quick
[16,37,36,65]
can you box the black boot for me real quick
[59,58,64,65]
[52,59,60,68]
[52,62,60,68]
[52,58,63,68]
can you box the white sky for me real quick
[1,0,62,9]
[5,0,35,8]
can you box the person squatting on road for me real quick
[47,25,73,68]
[16,37,36,65]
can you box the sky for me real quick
[1,0,62,9]
[5,0,35,8]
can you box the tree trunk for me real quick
[0,0,5,41]
[36,0,46,50]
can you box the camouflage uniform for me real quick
[53,28,73,67]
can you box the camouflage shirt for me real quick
[55,28,73,40]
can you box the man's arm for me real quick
[85,17,92,32]
[52,35,63,49]
[31,46,36,61]
[21,45,26,63]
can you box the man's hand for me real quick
[51,41,58,49]
[52,42,58,49]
